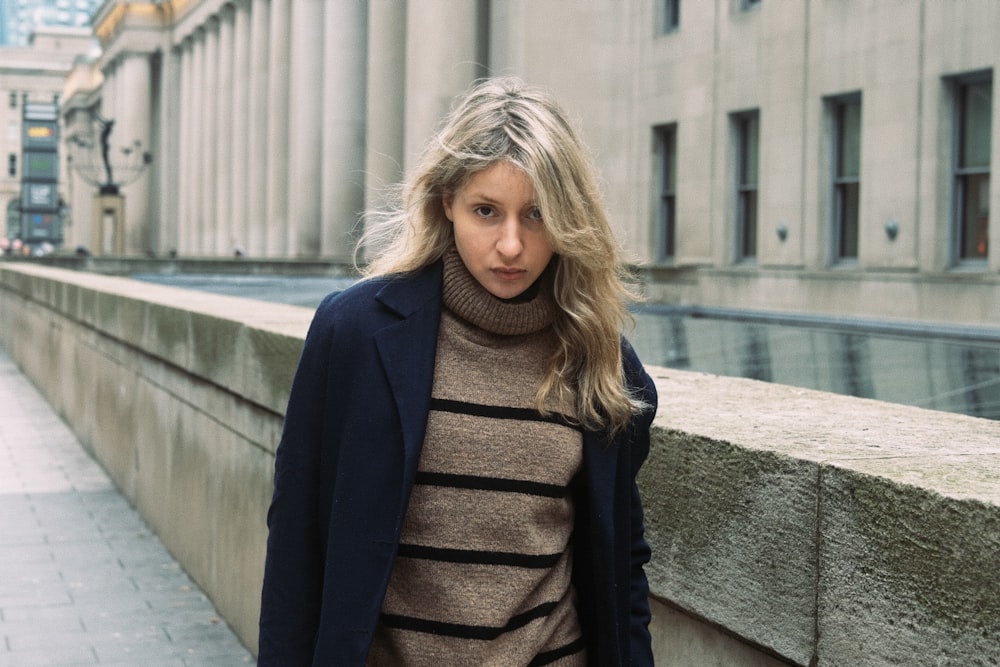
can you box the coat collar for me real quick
[373,261,443,318]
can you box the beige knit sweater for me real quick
[367,250,586,666]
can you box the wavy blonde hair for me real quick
[359,77,643,433]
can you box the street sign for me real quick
[23,121,59,149]
[21,183,58,209]
[23,152,58,180]
[22,212,60,243]
[19,100,62,244]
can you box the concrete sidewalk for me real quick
[0,348,253,666]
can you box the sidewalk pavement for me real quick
[0,348,254,666]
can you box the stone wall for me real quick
[0,263,309,655]
[1,262,997,665]
[641,370,1000,665]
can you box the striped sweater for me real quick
[367,249,586,666]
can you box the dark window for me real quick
[833,96,861,261]
[735,111,759,261]
[8,153,16,177]
[8,92,17,109]
[660,0,680,32]
[654,124,677,259]
[742,0,762,9]
[954,75,991,261]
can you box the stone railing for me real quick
[1,262,997,666]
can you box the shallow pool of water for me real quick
[628,310,1000,421]
[135,273,1000,421]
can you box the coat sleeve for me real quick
[258,293,340,666]
[623,341,658,666]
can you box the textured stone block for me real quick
[818,466,1000,666]
[641,430,819,665]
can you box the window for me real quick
[659,0,680,33]
[735,111,759,261]
[8,153,16,178]
[741,0,761,10]
[832,95,861,261]
[654,124,677,259]
[9,92,17,109]
[953,74,991,261]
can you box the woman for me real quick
[258,77,657,666]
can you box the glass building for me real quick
[0,0,100,46]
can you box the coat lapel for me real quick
[372,263,443,488]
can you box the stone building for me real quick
[62,0,999,326]
[0,26,95,245]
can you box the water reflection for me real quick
[630,311,1000,421]
[132,273,1000,421]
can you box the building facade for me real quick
[1,26,95,246]
[63,0,999,326]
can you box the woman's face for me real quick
[443,162,554,300]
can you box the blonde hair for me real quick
[359,77,643,433]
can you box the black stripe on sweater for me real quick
[381,600,558,640]
[396,543,562,568]
[430,398,580,430]
[528,636,587,666]
[415,471,568,498]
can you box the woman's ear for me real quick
[442,194,454,222]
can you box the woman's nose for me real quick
[496,218,523,257]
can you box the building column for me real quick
[187,29,205,255]
[100,59,117,125]
[288,0,324,257]
[200,18,219,255]
[153,46,181,256]
[266,0,291,257]
[64,105,96,251]
[215,6,235,255]
[246,0,270,256]
[117,52,153,255]
[320,0,367,260]
[230,0,252,254]
[173,36,195,254]
[364,0,406,216]
[403,0,487,169]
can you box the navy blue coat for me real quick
[258,260,657,666]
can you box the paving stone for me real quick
[0,348,253,665]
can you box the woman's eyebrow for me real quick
[464,191,538,209]
[462,190,501,204]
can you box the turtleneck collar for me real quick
[441,247,555,336]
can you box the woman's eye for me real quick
[526,207,543,222]
[473,205,494,218]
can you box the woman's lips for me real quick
[492,268,525,280]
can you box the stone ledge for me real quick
[641,368,1000,665]
[0,263,314,418]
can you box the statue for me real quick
[68,111,150,197]
[97,113,115,189]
